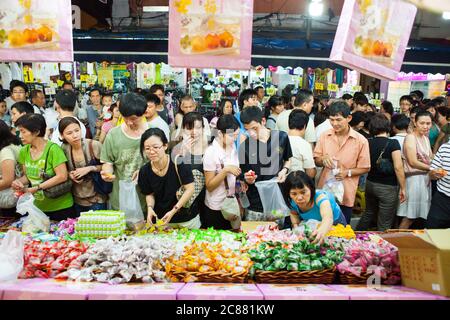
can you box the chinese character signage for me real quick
[169,0,254,70]
[330,0,417,80]
[0,0,73,62]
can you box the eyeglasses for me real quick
[146,145,164,151]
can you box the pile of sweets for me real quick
[165,242,252,280]
[167,227,245,251]
[65,235,186,284]
[51,218,77,237]
[248,240,344,272]
[337,235,401,284]
[325,224,356,239]
[19,240,88,279]
[246,225,304,247]
[74,210,126,238]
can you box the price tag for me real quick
[80,74,89,82]
[105,80,114,89]
[87,75,97,85]
[266,87,277,96]
[218,76,225,83]
[233,73,241,80]
[44,87,56,95]
[327,83,338,92]
[23,68,34,83]
[57,80,64,87]
[352,85,362,92]
[315,82,324,90]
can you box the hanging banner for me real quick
[330,0,416,80]
[0,0,73,62]
[168,0,254,70]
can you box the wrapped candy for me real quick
[75,210,126,238]
[336,238,401,284]
[165,242,252,279]
[246,225,304,246]
[325,224,356,239]
[68,235,187,284]
[18,240,88,279]
[51,219,78,237]
[248,240,343,273]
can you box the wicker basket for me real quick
[254,267,336,284]
[338,272,371,284]
[170,271,249,283]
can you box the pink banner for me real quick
[168,0,254,70]
[0,0,73,62]
[330,0,417,80]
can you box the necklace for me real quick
[151,155,169,175]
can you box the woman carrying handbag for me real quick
[59,117,109,215]
[11,114,74,221]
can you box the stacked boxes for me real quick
[75,210,126,238]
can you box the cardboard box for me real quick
[177,283,264,300]
[257,284,349,300]
[382,230,450,297]
[1,279,99,300]
[88,283,185,300]
[240,221,277,234]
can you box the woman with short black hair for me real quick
[12,114,75,221]
[356,114,406,231]
[138,128,200,228]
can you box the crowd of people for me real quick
[0,79,449,243]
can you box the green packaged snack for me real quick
[320,257,334,269]
[288,254,301,262]
[287,262,299,271]
[298,263,311,271]
[265,264,278,272]
[310,259,323,270]
[253,263,264,270]
[273,259,286,270]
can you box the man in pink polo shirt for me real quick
[314,101,371,224]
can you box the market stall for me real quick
[1,210,448,300]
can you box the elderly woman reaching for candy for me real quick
[283,171,347,244]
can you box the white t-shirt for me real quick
[392,134,407,153]
[51,116,87,146]
[203,139,239,211]
[289,136,316,172]
[276,110,316,143]
[148,116,170,142]
[315,119,333,141]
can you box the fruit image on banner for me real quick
[330,0,416,80]
[0,0,73,62]
[169,0,253,70]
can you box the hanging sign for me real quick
[330,0,416,80]
[169,0,254,70]
[0,0,73,62]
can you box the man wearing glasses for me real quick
[5,80,28,114]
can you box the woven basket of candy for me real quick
[170,271,249,283]
[338,271,372,284]
[254,267,336,284]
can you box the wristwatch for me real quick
[347,169,352,177]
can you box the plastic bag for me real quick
[322,169,344,204]
[255,178,290,220]
[0,230,24,281]
[119,180,145,226]
[293,220,321,238]
[16,193,50,233]
[221,196,241,229]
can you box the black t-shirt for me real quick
[367,137,401,186]
[359,129,372,139]
[239,130,293,213]
[138,160,197,223]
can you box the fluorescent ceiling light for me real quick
[143,6,169,13]
[443,11,450,20]
[309,1,324,17]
